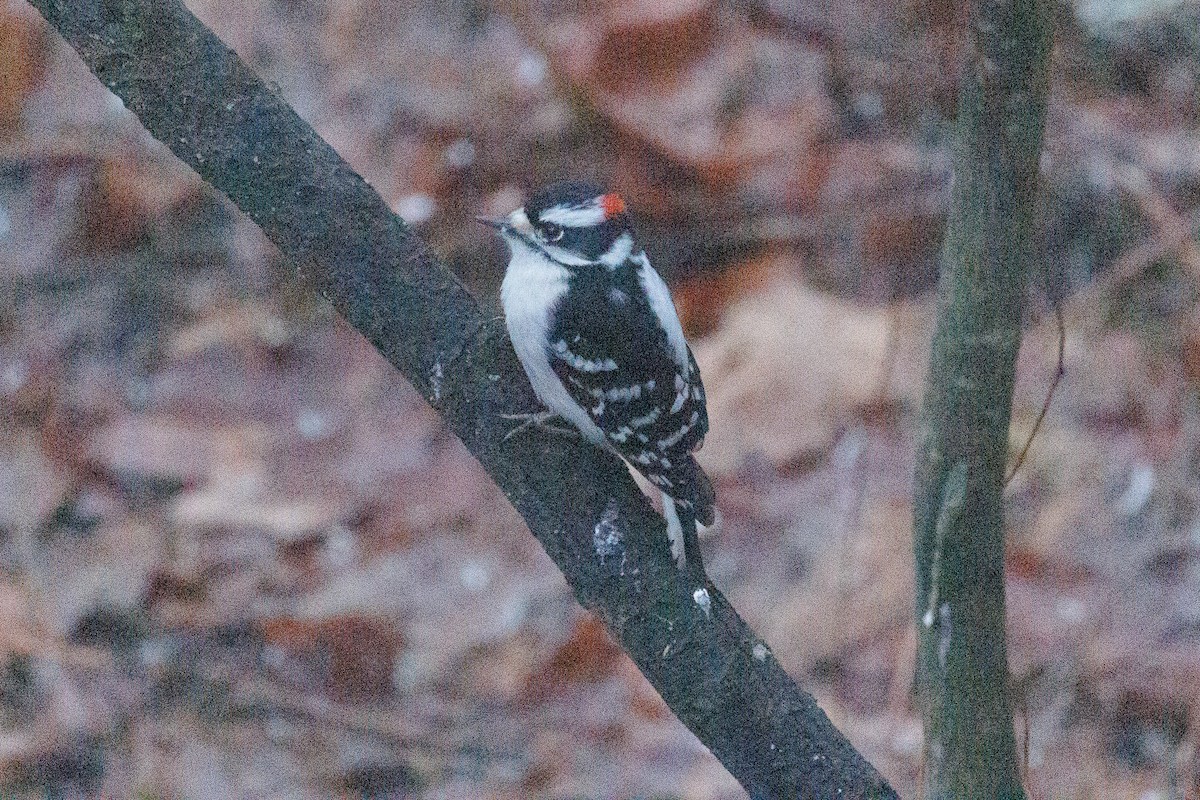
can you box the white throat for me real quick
[499,242,607,445]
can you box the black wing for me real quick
[546,265,708,498]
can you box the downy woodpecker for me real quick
[480,181,715,575]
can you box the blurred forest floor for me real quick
[2,0,1200,797]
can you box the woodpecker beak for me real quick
[475,216,507,230]
[478,208,538,251]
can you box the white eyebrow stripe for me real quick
[540,203,606,227]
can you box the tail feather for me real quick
[691,463,716,527]
[647,455,716,576]
[662,493,705,578]
[662,494,687,568]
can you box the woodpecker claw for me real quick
[500,411,578,442]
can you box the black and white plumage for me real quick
[481,181,715,574]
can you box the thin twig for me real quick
[1005,303,1065,485]
[1020,694,1032,797]
[1066,197,1200,318]
[1011,185,1200,484]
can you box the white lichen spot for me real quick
[831,425,866,469]
[692,587,712,619]
[1055,596,1086,623]
[937,602,952,669]
[430,360,443,402]
[662,644,672,658]
[922,607,935,628]
[752,642,769,662]
[592,499,624,563]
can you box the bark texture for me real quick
[28,1,899,797]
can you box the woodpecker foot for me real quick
[500,411,579,442]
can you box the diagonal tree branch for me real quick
[26,1,898,797]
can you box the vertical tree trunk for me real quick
[913,1,1053,798]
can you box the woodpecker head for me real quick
[479,181,633,266]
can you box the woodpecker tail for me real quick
[661,494,705,579]
[692,463,717,528]
[660,456,715,579]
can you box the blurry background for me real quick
[1,0,1199,797]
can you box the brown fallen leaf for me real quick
[523,613,624,701]
[0,5,49,130]
[694,273,925,474]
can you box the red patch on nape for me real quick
[600,193,626,219]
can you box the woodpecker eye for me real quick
[540,222,564,242]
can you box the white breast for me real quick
[500,244,607,445]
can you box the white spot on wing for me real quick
[605,384,644,402]
[671,373,686,413]
[609,426,634,443]
[629,407,661,428]
[693,587,712,619]
[658,423,692,450]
